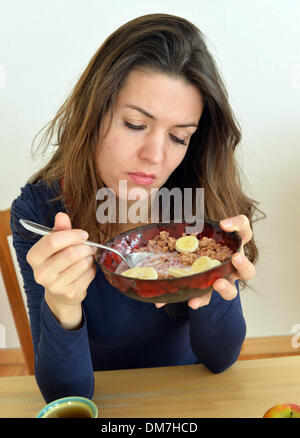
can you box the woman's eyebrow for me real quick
[125,104,198,128]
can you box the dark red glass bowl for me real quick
[96,220,242,304]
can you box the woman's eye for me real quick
[169,134,187,146]
[124,121,145,130]
[124,121,187,146]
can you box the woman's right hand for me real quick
[26,212,97,329]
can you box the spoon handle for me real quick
[18,219,122,257]
[19,219,52,236]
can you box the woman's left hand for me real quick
[155,214,256,310]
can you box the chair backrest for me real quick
[0,208,34,374]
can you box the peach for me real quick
[263,403,300,418]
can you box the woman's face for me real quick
[96,68,204,201]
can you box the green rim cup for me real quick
[36,396,98,418]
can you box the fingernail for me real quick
[189,304,197,310]
[81,231,89,241]
[155,303,165,308]
[234,254,243,265]
[221,219,233,228]
[189,302,201,310]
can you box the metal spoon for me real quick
[19,218,157,269]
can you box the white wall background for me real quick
[0,0,299,348]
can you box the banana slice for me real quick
[175,235,199,253]
[191,256,221,274]
[168,267,192,278]
[121,267,158,280]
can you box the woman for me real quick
[10,13,263,403]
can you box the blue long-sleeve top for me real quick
[10,180,246,403]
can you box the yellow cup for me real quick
[37,396,98,418]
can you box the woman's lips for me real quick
[127,173,155,185]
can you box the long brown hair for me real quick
[28,13,265,293]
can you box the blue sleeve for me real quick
[189,281,246,373]
[10,184,94,403]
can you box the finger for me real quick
[213,278,238,301]
[34,244,97,286]
[27,228,89,267]
[50,257,96,294]
[220,214,252,246]
[71,265,96,296]
[53,212,72,232]
[231,252,256,281]
[188,291,212,309]
[56,267,96,304]
[155,302,166,308]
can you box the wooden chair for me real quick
[0,208,34,374]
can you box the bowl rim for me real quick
[36,396,98,418]
[98,219,242,281]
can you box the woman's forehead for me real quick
[115,69,203,124]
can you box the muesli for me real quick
[116,231,233,279]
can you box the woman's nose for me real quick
[139,132,165,164]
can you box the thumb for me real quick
[52,212,72,232]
